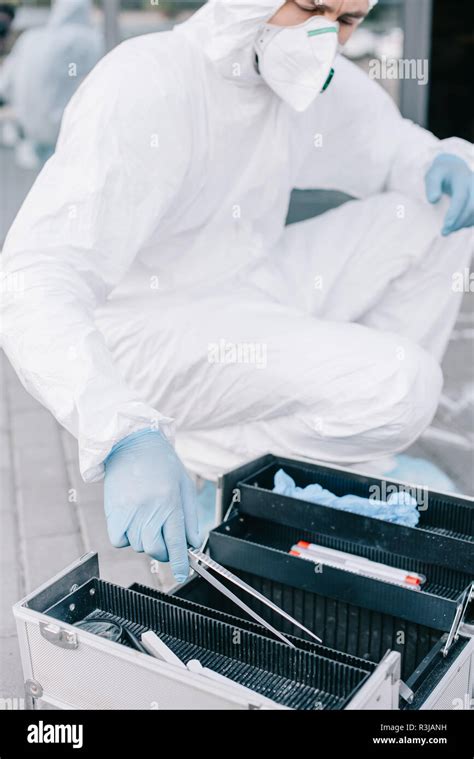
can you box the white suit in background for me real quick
[1,0,473,484]
[0,0,102,152]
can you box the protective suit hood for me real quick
[49,0,93,27]
[179,0,379,60]
[178,0,376,81]
[179,0,281,64]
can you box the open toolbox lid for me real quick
[214,454,474,641]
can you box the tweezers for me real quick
[188,548,322,648]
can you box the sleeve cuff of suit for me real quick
[78,408,175,483]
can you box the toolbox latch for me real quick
[442,581,473,658]
[40,621,78,649]
[399,680,414,704]
[380,649,414,704]
[228,488,241,514]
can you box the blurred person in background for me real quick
[0,0,102,167]
[0,2,16,59]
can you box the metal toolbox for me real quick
[13,455,474,711]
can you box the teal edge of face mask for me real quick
[322,66,335,92]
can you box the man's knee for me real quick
[379,342,442,450]
[307,334,442,456]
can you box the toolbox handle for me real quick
[40,621,78,650]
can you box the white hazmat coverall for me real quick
[1,0,472,483]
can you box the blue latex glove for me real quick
[273,469,419,528]
[104,428,201,582]
[425,153,474,236]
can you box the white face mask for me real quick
[254,16,339,112]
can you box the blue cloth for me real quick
[196,479,218,538]
[272,468,419,527]
[425,153,474,236]
[385,454,457,493]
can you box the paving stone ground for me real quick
[0,355,172,706]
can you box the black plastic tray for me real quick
[228,455,473,574]
[173,571,469,693]
[45,577,375,710]
[209,514,472,632]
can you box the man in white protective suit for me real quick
[0,0,102,164]
[1,0,473,582]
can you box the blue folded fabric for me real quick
[272,469,419,528]
[196,478,218,538]
[385,455,457,493]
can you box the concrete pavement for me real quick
[0,352,172,706]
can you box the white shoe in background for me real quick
[14,139,41,170]
[1,119,20,147]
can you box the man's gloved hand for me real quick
[425,153,474,236]
[104,428,201,583]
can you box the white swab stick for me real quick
[141,630,186,668]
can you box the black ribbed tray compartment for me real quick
[209,515,471,632]
[45,578,373,710]
[220,516,470,599]
[236,457,474,573]
[177,570,444,683]
[129,582,373,670]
